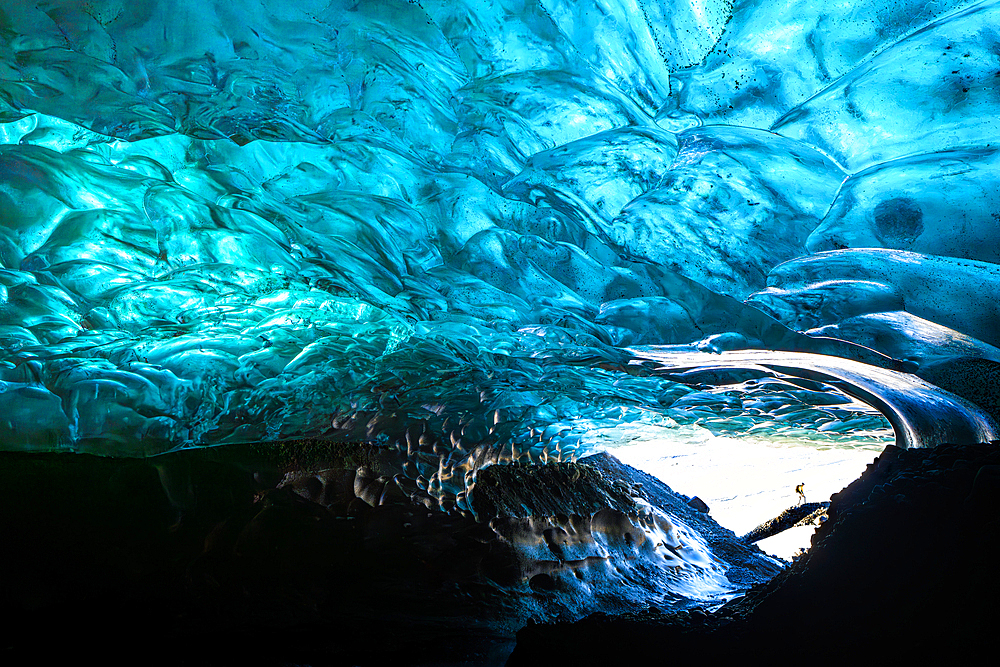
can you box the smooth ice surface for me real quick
[628,349,999,450]
[806,148,1000,263]
[751,250,1000,349]
[668,0,977,130]
[772,0,1000,171]
[3,0,1000,529]
[609,126,845,297]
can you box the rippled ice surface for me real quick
[3,0,1000,516]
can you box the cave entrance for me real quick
[609,427,888,560]
[609,347,1000,560]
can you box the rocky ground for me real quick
[509,441,1000,663]
[3,438,995,665]
[0,441,778,666]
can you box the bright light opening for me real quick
[608,422,890,561]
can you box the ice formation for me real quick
[2,0,1000,614]
[3,0,1000,468]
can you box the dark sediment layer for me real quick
[509,441,1000,664]
[0,442,779,666]
[740,501,829,543]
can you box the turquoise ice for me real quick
[2,0,999,513]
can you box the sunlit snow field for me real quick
[610,426,887,560]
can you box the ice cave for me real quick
[2,0,1000,664]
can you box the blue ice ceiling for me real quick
[1,0,999,501]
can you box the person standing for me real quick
[796,483,806,505]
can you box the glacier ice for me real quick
[8,2,1000,656]
[771,0,1000,171]
[750,249,1000,349]
[2,0,1000,529]
[807,311,1000,368]
[807,147,1000,262]
[609,126,845,297]
[670,0,978,130]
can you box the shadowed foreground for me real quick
[510,441,1000,663]
[0,441,779,666]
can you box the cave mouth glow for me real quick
[3,0,1000,662]
[609,424,889,560]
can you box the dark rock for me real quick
[740,501,829,542]
[508,441,1000,664]
[686,495,711,512]
[471,458,637,519]
[0,443,781,666]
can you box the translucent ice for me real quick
[2,0,999,504]
[807,148,1000,263]
[750,249,1000,348]
[670,0,976,130]
[772,0,1000,171]
[807,311,1000,367]
[608,126,845,297]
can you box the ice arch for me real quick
[632,349,1000,450]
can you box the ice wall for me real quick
[2,0,999,508]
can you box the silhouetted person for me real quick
[796,483,806,505]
